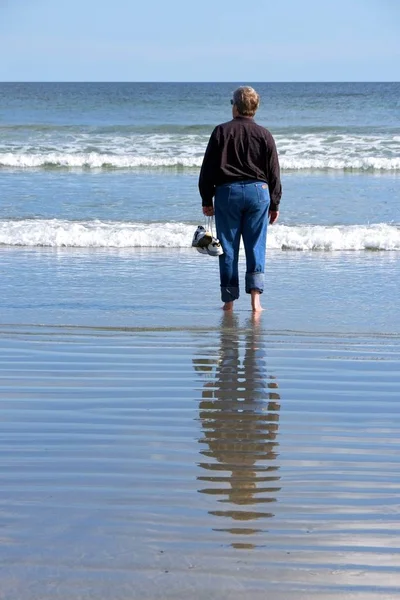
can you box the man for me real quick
[198,86,282,312]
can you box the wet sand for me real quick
[1,317,400,599]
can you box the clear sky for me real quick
[1,0,399,81]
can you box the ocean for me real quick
[1,82,400,599]
[1,82,399,329]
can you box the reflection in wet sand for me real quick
[193,313,281,548]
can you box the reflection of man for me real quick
[193,313,281,546]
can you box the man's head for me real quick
[231,86,260,117]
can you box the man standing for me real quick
[199,86,282,312]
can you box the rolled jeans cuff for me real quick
[221,286,239,303]
[245,272,264,295]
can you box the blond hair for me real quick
[232,86,260,117]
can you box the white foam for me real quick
[0,152,202,169]
[0,220,193,248]
[279,157,400,171]
[1,220,399,251]
[0,152,400,171]
[0,131,399,171]
[269,223,400,251]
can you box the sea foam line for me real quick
[0,153,400,171]
[1,220,399,251]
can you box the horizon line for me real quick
[0,80,399,84]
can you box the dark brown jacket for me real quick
[199,116,282,211]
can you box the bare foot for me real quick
[252,305,264,313]
[222,301,234,311]
[251,290,263,312]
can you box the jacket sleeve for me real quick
[198,128,219,207]
[266,134,282,212]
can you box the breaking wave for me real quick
[1,219,399,251]
[0,152,399,171]
[0,130,399,171]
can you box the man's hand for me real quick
[269,210,279,225]
[202,205,215,217]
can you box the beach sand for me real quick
[1,248,400,598]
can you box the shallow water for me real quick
[1,247,399,334]
[2,81,400,599]
[1,322,399,599]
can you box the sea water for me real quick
[0,82,399,331]
[1,83,400,599]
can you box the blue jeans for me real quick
[214,180,270,303]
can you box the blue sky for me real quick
[1,0,399,81]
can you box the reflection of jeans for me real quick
[215,180,270,303]
[194,312,281,532]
